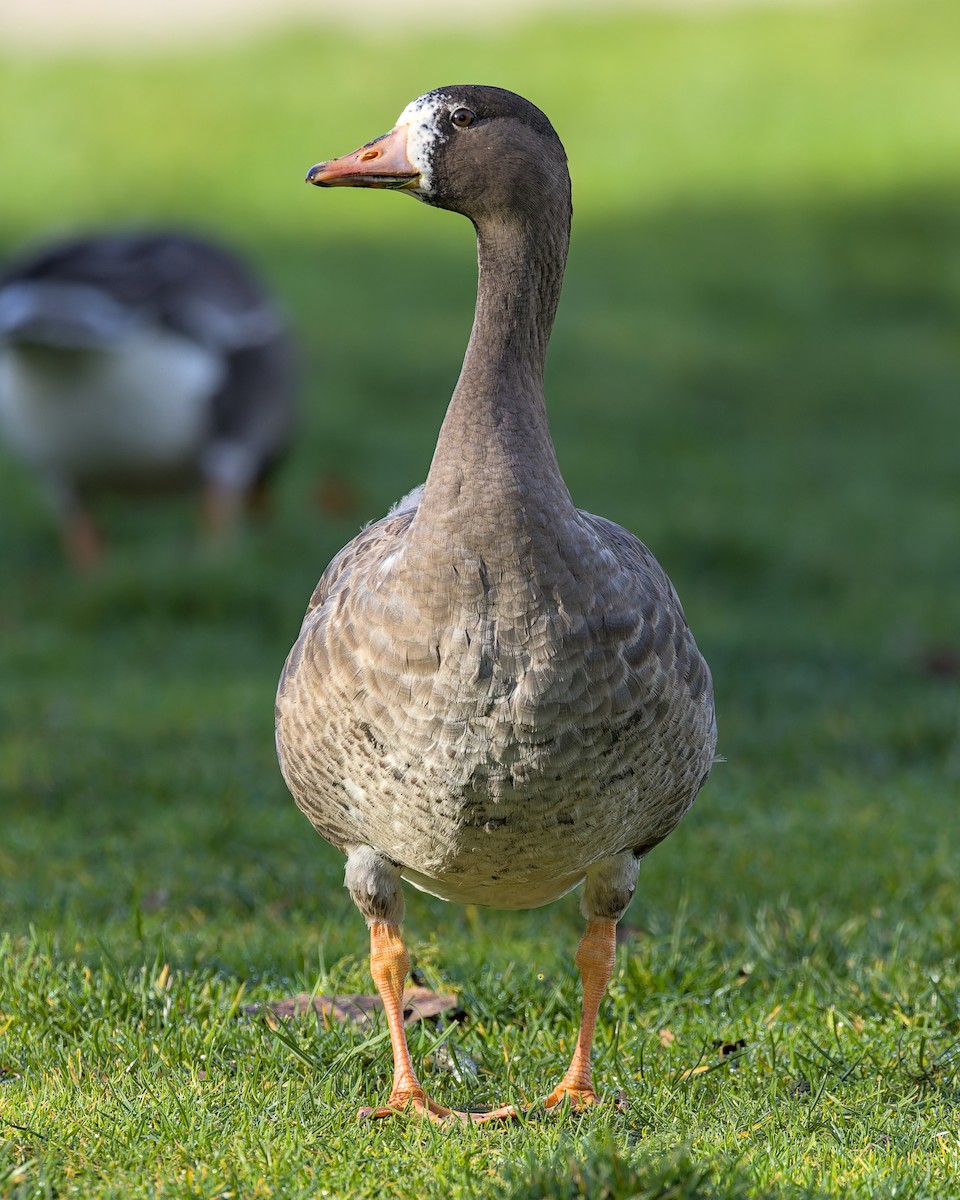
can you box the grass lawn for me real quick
[1,1,959,1195]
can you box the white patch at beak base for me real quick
[394,92,450,198]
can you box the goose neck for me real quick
[409,205,575,547]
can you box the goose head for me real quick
[306,85,571,226]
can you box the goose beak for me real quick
[306,125,420,191]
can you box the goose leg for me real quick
[62,505,103,570]
[541,916,617,1111]
[358,922,517,1124]
[540,851,639,1111]
[200,482,244,540]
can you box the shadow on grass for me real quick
[2,182,958,600]
[0,184,957,964]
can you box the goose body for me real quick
[280,499,712,913]
[0,320,221,480]
[0,231,297,563]
[276,85,717,1120]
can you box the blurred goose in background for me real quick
[276,86,717,1122]
[0,231,297,566]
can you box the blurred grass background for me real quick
[1,1,959,1196]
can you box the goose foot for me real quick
[541,1083,602,1112]
[358,1088,518,1124]
[540,1084,629,1114]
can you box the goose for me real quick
[276,85,717,1122]
[0,231,297,566]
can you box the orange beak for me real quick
[306,125,420,191]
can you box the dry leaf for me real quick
[658,1028,675,1047]
[246,985,458,1029]
[679,1064,711,1080]
[312,473,362,519]
[919,646,960,679]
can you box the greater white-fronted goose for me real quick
[0,231,297,566]
[276,85,717,1122]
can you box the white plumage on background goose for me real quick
[0,231,297,566]
[276,85,717,1122]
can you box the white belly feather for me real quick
[0,328,224,480]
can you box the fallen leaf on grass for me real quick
[658,1028,676,1047]
[246,986,459,1030]
[312,473,362,519]
[918,646,960,679]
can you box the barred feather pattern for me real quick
[275,498,716,914]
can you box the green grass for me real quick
[1,1,959,1195]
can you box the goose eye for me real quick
[450,107,476,129]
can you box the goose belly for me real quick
[0,329,223,481]
[280,688,713,911]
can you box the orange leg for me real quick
[542,917,617,1111]
[62,507,103,571]
[200,483,244,541]
[359,922,517,1124]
